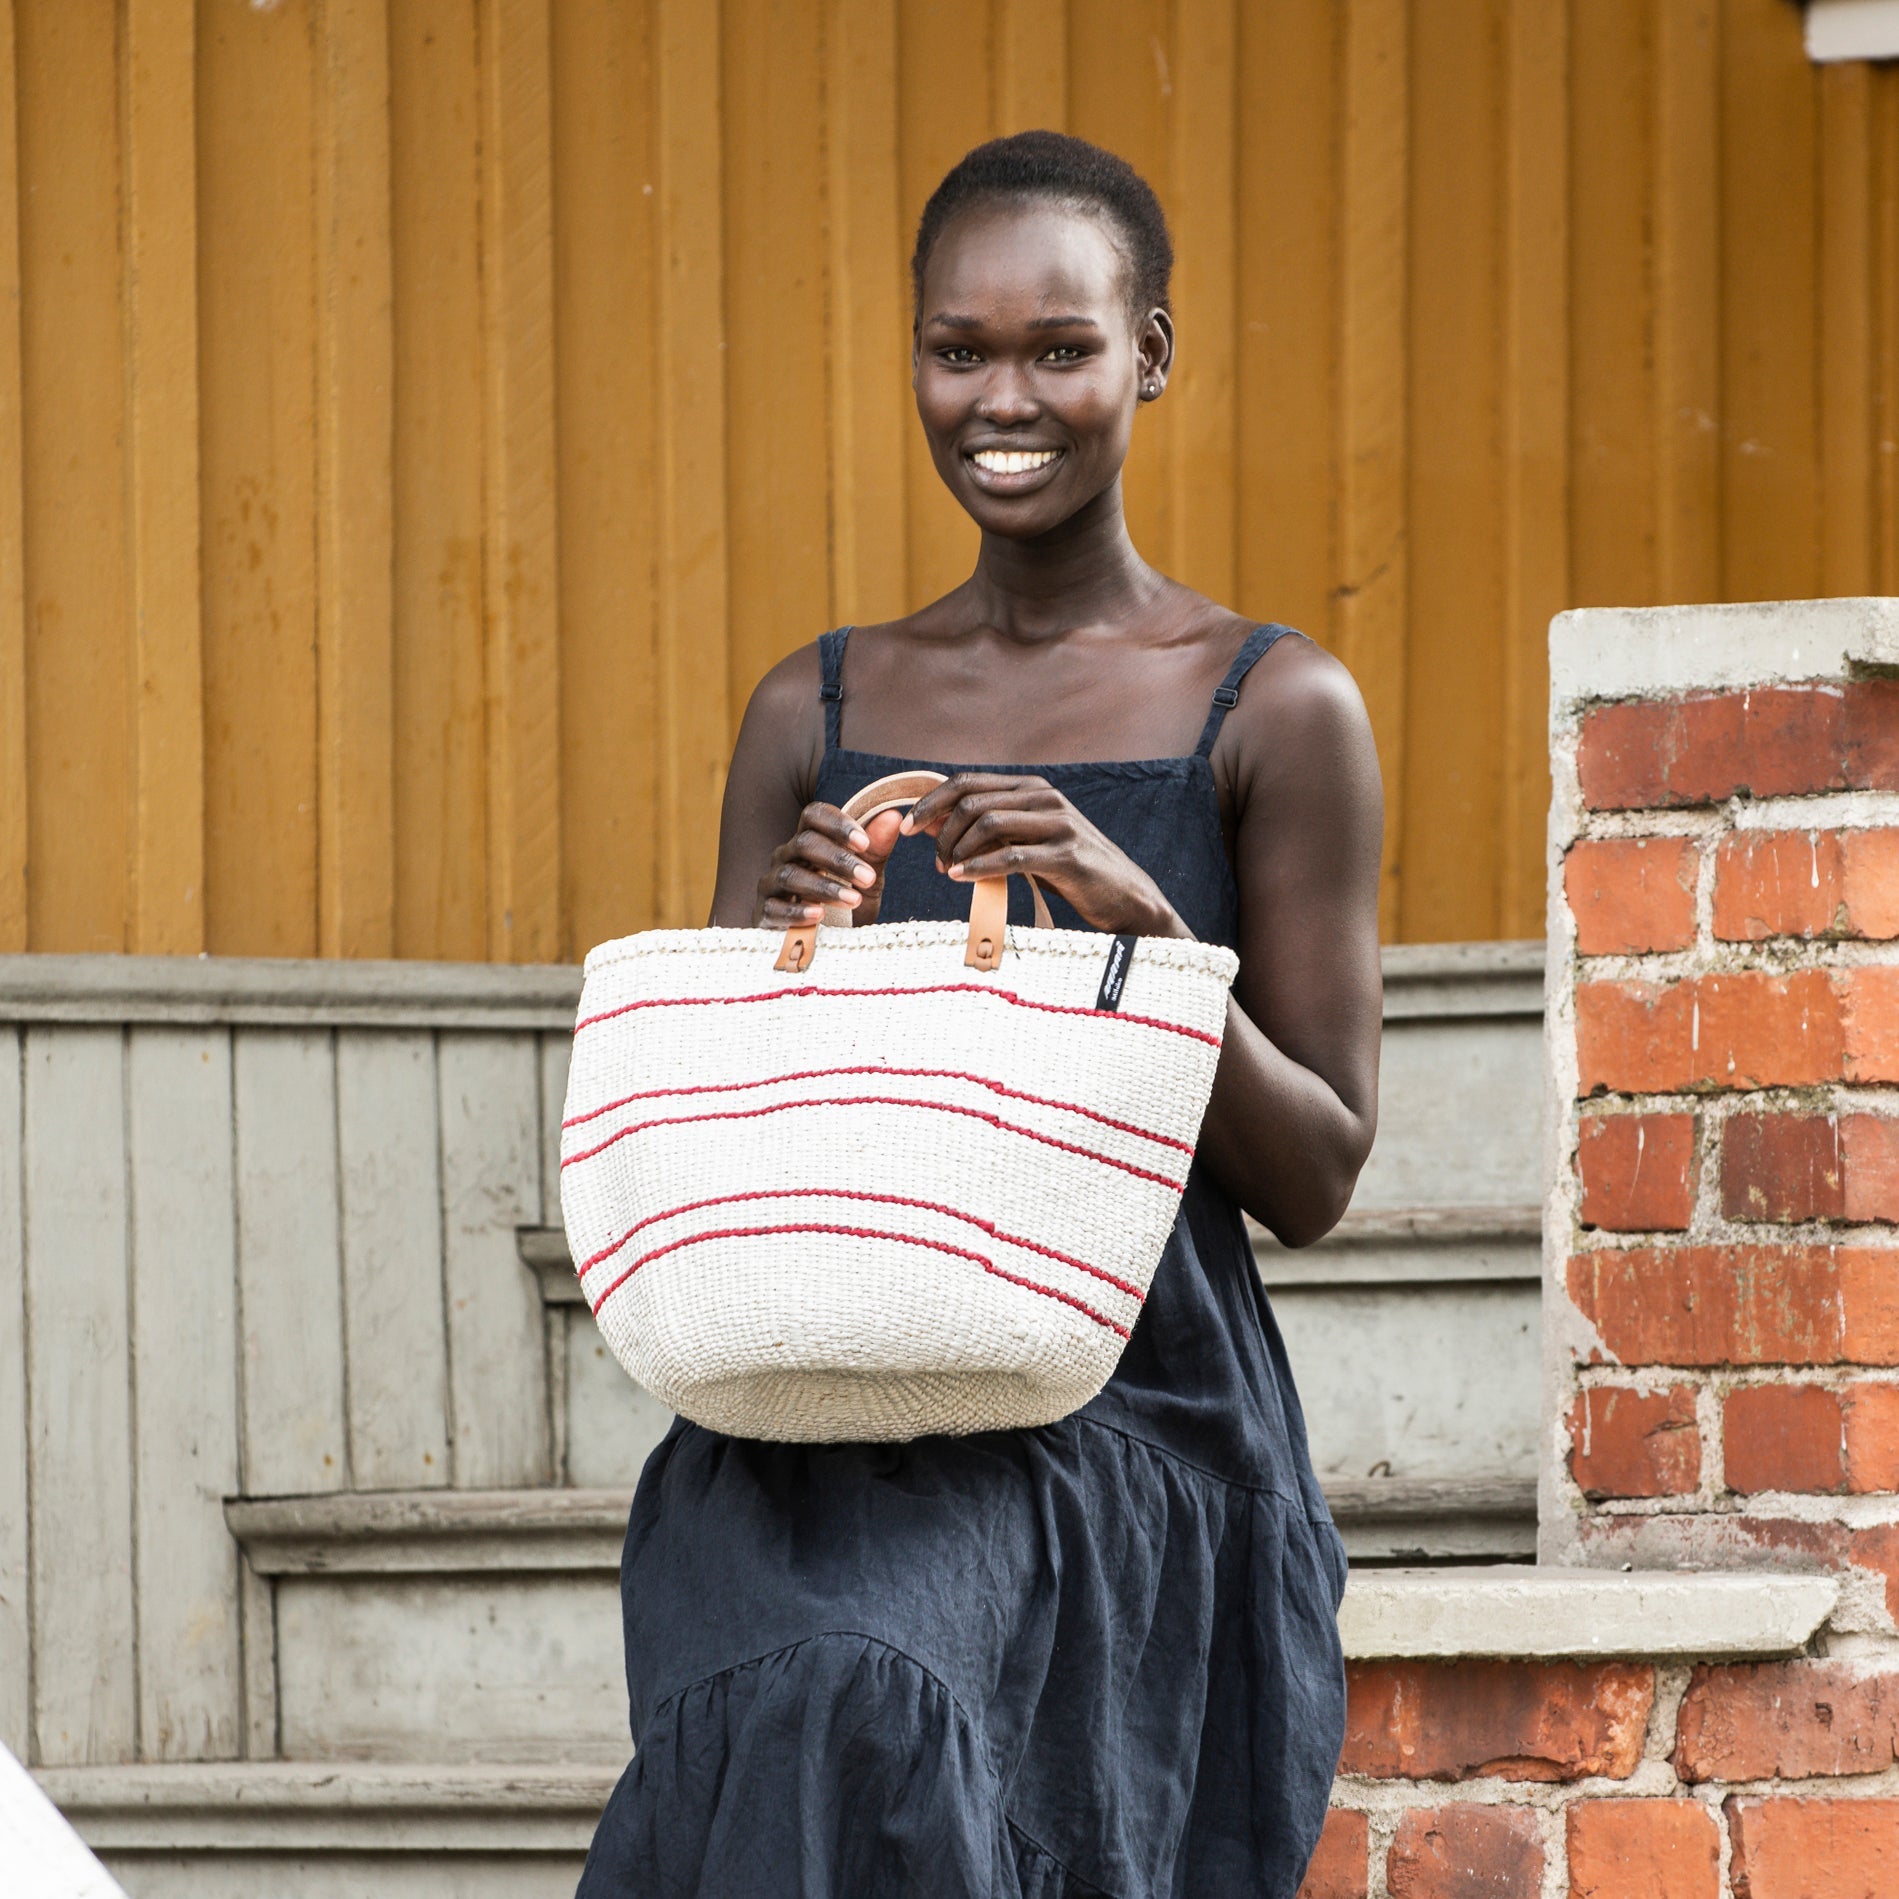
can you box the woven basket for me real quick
[560,771,1239,1442]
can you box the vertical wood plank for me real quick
[0,1030,25,1756]
[993,0,1064,131]
[390,0,487,959]
[1068,0,1173,566]
[196,0,320,957]
[17,0,132,951]
[897,0,991,604]
[438,1034,549,1488]
[315,0,396,959]
[233,1030,347,1498]
[237,1556,276,1760]
[538,1030,570,1230]
[336,1031,449,1490]
[824,0,909,627]
[552,0,662,953]
[1336,0,1408,938]
[1401,0,1504,943]
[24,1027,134,1764]
[1568,0,1659,608]
[1719,0,1820,603]
[1168,0,1238,605]
[723,0,832,714]
[1875,68,1899,595]
[124,0,204,956]
[128,1028,240,1762]
[1234,0,1338,639]
[1819,58,1874,598]
[479,0,562,964]
[0,0,26,954]
[1654,0,1720,605]
[655,0,730,926]
[1499,0,1568,940]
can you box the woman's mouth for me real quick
[966,447,1064,491]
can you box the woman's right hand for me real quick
[753,803,904,928]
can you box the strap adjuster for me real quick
[819,682,843,702]
[1212,685,1240,709]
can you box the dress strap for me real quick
[1192,624,1302,758]
[817,627,852,751]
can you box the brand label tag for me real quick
[1095,934,1138,1011]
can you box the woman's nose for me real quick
[974,366,1039,424]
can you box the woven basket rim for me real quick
[583,922,1240,981]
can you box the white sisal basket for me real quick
[560,773,1238,1443]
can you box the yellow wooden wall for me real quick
[0,0,1894,958]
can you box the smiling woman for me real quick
[576,131,1384,1899]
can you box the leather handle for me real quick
[773,769,1052,973]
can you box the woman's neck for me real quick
[963,480,1166,642]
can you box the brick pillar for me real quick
[1545,600,1899,1625]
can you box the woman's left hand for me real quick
[902,773,1191,939]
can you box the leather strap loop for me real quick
[773,770,1053,972]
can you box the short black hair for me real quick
[910,130,1174,323]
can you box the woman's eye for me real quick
[1041,345,1085,364]
[937,347,980,366]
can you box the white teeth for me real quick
[971,449,1058,475]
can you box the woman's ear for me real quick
[1138,308,1176,399]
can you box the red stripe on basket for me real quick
[573,982,1220,1047]
[561,1094,1185,1191]
[562,1063,1193,1154]
[573,1185,1146,1303]
[586,1219,1131,1339]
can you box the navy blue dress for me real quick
[578,625,1349,1899]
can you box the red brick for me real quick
[1722,1115,1847,1223]
[1567,1244,1899,1367]
[1570,1385,1701,1498]
[1842,1117,1899,1223]
[1851,1523,1899,1623]
[1576,972,1845,1095]
[1842,1381,1899,1490]
[1568,837,1700,954]
[1343,1659,1653,1782]
[1722,1384,1845,1494]
[1714,831,1845,940]
[1841,828,1899,938]
[1387,1806,1544,1899]
[1676,1662,1899,1781]
[1578,689,1849,811]
[1581,1113,1699,1231]
[1845,678,1899,790]
[1296,1808,1369,1899]
[1728,1796,1899,1899]
[1842,967,1899,1083]
[1568,1800,1719,1899]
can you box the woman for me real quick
[580,130,1383,1899]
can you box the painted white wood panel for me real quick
[274,1576,625,1764]
[24,1028,135,1765]
[127,1029,241,1762]
[336,1033,449,1491]
[563,1319,672,1491]
[536,1033,568,1230]
[0,1031,26,1757]
[238,1559,276,1763]
[97,1854,584,1897]
[1354,1016,1544,1211]
[438,1036,549,1488]
[233,1031,347,1496]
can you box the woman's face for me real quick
[913,199,1170,541]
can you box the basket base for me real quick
[668,1365,1100,1444]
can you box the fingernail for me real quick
[898,815,915,835]
[802,905,823,920]
[852,863,876,887]
[849,828,869,850]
